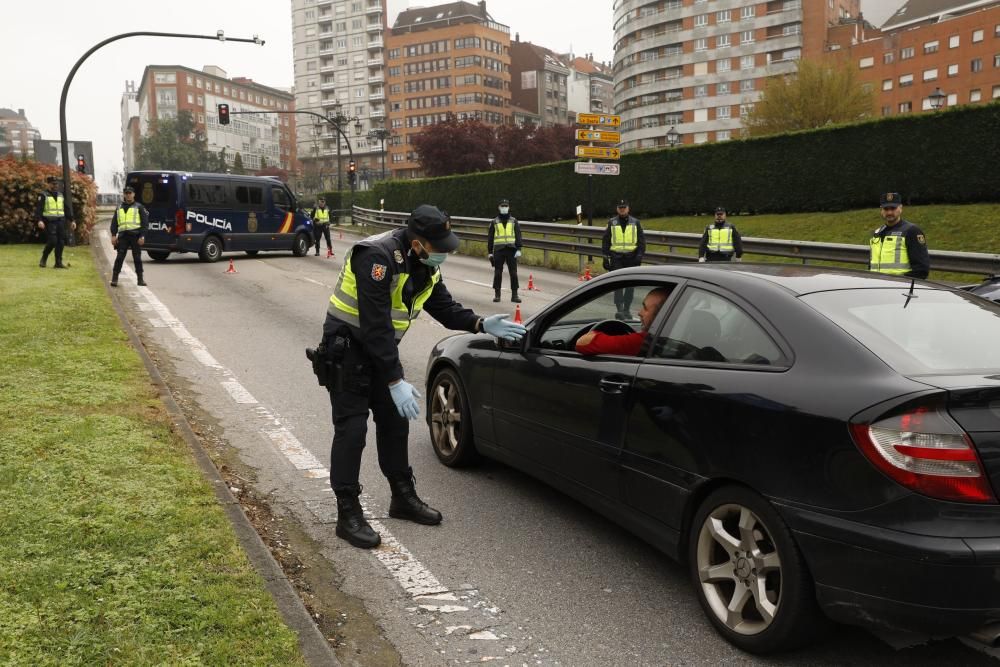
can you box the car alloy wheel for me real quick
[428,368,478,467]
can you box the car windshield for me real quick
[801,287,1000,374]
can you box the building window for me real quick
[923,68,937,81]
[881,105,891,116]
[186,74,193,85]
[899,101,912,113]
[717,130,731,141]
[717,10,731,23]
[740,79,754,92]
[971,58,983,72]
[901,46,914,59]
[971,89,982,102]
[883,52,894,64]
[948,63,959,77]
[694,132,708,144]
[995,54,1000,68]
[741,5,754,19]
[994,85,1000,99]
[899,74,913,87]
[695,14,708,27]
[695,38,708,51]
[717,105,731,119]
[741,30,754,44]
[949,35,960,48]
[882,79,892,91]
[695,84,708,97]
[717,34,730,47]
[923,40,939,54]
[973,29,984,43]
[717,58,731,72]
[859,56,874,69]
[717,81,730,94]
[741,55,754,70]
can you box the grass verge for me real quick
[0,245,304,666]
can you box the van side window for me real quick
[188,181,229,208]
[235,185,264,209]
[272,186,290,211]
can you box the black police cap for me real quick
[715,206,726,214]
[123,186,135,194]
[408,204,459,253]
[499,199,510,206]
[880,192,902,208]
[616,199,629,208]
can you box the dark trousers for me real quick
[40,219,67,266]
[314,223,331,251]
[328,343,409,491]
[112,232,144,278]
[492,246,519,292]
[610,256,640,312]
[705,251,734,262]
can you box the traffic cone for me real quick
[526,274,539,291]
[582,266,592,281]
[326,247,335,258]
[225,258,238,274]
[513,304,522,324]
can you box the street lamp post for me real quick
[367,127,393,181]
[928,87,946,110]
[666,126,680,147]
[59,30,263,221]
[328,103,361,192]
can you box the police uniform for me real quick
[487,198,523,303]
[110,188,149,286]
[869,192,930,279]
[36,180,72,268]
[320,205,487,548]
[601,199,646,318]
[699,207,743,263]
[311,203,333,255]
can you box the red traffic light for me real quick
[218,103,230,125]
[348,160,356,173]
[76,154,86,173]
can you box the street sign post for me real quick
[575,146,621,160]
[575,129,621,143]
[574,162,620,176]
[576,113,621,127]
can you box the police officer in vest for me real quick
[36,176,75,269]
[487,198,523,303]
[869,192,929,279]
[311,196,333,256]
[601,199,646,319]
[321,205,526,548]
[110,186,149,287]
[698,206,743,263]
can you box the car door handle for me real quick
[599,377,631,394]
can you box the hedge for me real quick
[0,157,98,244]
[363,100,1000,221]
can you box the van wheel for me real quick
[199,236,223,262]
[146,250,170,262]
[292,232,310,257]
[245,250,259,257]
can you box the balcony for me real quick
[321,80,337,90]
[369,91,385,101]
[368,73,384,84]
[370,108,386,119]
[366,23,382,34]
[321,63,337,73]
[321,97,343,107]
[366,2,382,14]
[367,57,383,67]
[367,38,383,50]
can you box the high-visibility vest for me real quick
[610,221,638,252]
[493,219,516,246]
[42,195,64,218]
[328,232,441,340]
[707,224,735,253]
[869,227,911,275]
[314,208,330,223]
[116,206,142,232]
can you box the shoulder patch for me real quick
[371,264,387,281]
[393,249,404,264]
[916,234,926,245]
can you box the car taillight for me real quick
[174,209,185,235]
[850,405,997,503]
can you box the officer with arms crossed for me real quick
[36,176,76,269]
[109,186,149,287]
[318,205,526,548]
[487,198,523,303]
[698,206,743,263]
[311,196,334,257]
[601,199,646,319]
[869,192,929,279]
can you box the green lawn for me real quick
[0,245,304,666]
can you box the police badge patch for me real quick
[371,264,387,281]
[393,249,404,264]
[917,234,926,245]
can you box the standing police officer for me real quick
[311,196,333,256]
[36,176,75,269]
[869,192,929,279]
[487,198,523,303]
[698,206,743,263]
[110,186,149,287]
[601,199,646,319]
[320,205,526,548]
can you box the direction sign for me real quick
[576,112,621,127]
[576,129,621,143]
[575,145,621,160]
[574,162,620,176]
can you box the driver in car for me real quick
[576,287,672,356]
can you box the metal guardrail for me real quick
[352,206,1000,278]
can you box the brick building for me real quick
[509,38,571,126]
[0,108,40,159]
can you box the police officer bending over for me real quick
[316,204,526,548]
[869,192,929,279]
[698,206,743,263]
[110,186,149,287]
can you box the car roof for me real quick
[609,263,944,296]
[127,170,278,183]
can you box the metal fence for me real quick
[352,206,1000,279]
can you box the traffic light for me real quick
[218,103,230,125]
[348,159,356,174]
[76,154,86,174]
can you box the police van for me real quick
[125,171,313,262]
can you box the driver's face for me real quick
[638,294,665,331]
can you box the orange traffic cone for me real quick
[582,266,592,281]
[225,258,238,274]
[326,247,335,258]
[526,274,539,291]
[513,304,522,324]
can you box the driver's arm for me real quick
[576,331,646,356]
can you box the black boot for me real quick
[492,290,501,303]
[137,274,147,287]
[511,290,521,303]
[110,274,119,287]
[387,468,442,525]
[334,485,381,548]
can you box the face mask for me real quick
[499,206,509,215]
[415,242,448,267]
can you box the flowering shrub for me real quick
[0,156,97,244]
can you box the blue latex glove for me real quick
[482,314,527,341]
[389,380,421,420]
[514,250,522,259]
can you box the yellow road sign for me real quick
[576,113,621,127]
[576,129,621,143]
[575,146,621,160]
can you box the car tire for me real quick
[146,250,170,262]
[292,232,310,257]
[688,486,826,654]
[245,250,260,257]
[428,367,479,467]
[199,236,223,263]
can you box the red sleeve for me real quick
[577,331,646,356]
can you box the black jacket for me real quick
[311,207,333,225]
[35,189,68,222]
[487,215,523,254]
[698,221,743,259]
[109,202,149,237]
[601,215,646,264]
[869,219,930,279]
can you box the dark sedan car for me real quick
[423,264,1000,654]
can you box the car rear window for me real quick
[801,288,1000,374]
[128,174,175,208]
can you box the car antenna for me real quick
[902,278,919,309]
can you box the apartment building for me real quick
[386,0,512,179]
[126,65,296,172]
[565,54,615,116]
[0,108,40,159]
[291,0,388,185]
[613,0,861,150]
[510,38,570,126]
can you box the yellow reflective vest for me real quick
[116,206,142,232]
[869,227,911,275]
[707,224,735,253]
[314,208,330,224]
[493,220,516,246]
[610,222,638,252]
[42,195,64,218]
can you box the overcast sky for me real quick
[0,0,892,192]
